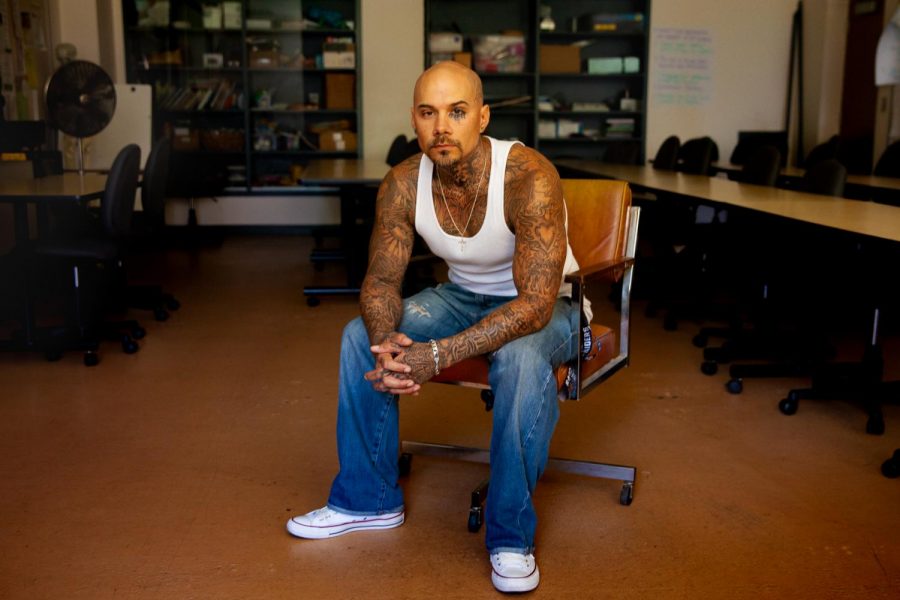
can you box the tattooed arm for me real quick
[359,158,423,394]
[396,145,567,384]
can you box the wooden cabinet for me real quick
[425,0,650,163]
[122,0,360,194]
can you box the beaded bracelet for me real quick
[429,339,440,376]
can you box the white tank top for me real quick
[415,137,588,319]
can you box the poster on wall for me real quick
[652,27,713,107]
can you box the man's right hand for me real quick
[363,332,421,395]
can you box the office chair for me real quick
[125,137,180,320]
[32,144,143,366]
[399,179,640,532]
[803,158,847,197]
[719,158,850,394]
[677,136,716,175]
[386,134,420,167]
[651,136,680,170]
[737,145,781,186]
[802,135,841,169]
[873,140,900,178]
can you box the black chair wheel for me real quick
[726,378,743,394]
[154,308,169,321]
[83,351,100,367]
[619,483,634,506]
[468,507,483,533]
[865,415,885,436]
[692,333,708,348]
[306,296,320,307]
[882,451,900,478]
[779,397,798,415]
[700,361,718,376]
[122,337,139,354]
[165,298,181,311]
[45,351,63,362]
[398,452,412,477]
[663,314,677,331]
[131,326,146,340]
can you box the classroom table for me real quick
[555,160,900,243]
[712,162,900,201]
[299,159,391,305]
[0,172,107,349]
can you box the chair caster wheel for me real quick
[131,326,146,340]
[692,334,708,348]
[468,507,483,533]
[726,378,743,394]
[619,483,634,506]
[779,397,798,415]
[83,351,100,367]
[882,451,900,478]
[700,361,718,376]
[122,337,139,354]
[45,351,63,362]
[865,415,885,436]
[398,453,412,477]
[165,298,181,311]
[154,308,169,321]
[306,296,320,307]
[663,314,677,331]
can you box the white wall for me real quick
[646,0,797,164]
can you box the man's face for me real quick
[410,66,489,167]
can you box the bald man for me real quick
[287,62,584,594]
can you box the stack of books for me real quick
[605,117,635,138]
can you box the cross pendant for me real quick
[458,237,466,252]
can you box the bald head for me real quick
[413,61,484,107]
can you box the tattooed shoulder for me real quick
[504,145,562,226]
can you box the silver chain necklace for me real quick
[435,144,489,252]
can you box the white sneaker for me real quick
[491,552,540,593]
[286,506,404,539]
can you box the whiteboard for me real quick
[60,83,152,170]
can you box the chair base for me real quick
[399,440,636,532]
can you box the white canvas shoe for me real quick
[490,552,540,593]
[286,506,404,539]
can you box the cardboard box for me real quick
[319,130,357,152]
[429,32,464,53]
[539,44,580,74]
[453,52,472,69]
[538,119,557,139]
[323,42,356,69]
[325,73,355,109]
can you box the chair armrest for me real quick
[564,256,635,284]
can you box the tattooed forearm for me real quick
[360,161,418,344]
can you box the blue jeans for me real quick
[327,283,579,555]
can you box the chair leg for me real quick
[399,439,637,533]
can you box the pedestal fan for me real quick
[45,60,117,175]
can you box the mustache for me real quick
[430,137,460,149]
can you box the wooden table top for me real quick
[301,159,392,186]
[712,162,900,192]
[555,160,900,243]
[0,172,107,202]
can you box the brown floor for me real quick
[1,235,899,599]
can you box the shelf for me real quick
[539,31,646,40]
[160,109,245,115]
[250,108,356,115]
[539,111,642,118]
[539,73,643,79]
[247,67,355,73]
[476,71,535,78]
[140,66,244,73]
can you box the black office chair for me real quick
[738,145,781,186]
[873,140,900,178]
[33,144,143,365]
[677,136,716,175]
[651,136,680,170]
[803,158,847,197]
[386,134,420,167]
[718,157,850,394]
[125,138,180,320]
[802,135,841,169]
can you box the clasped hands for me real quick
[364,332,436,395]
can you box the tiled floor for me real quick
[1,235,898,599]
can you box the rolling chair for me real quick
[737,145,782,187]
[873,140,900,178]
[399,179,640,532]
[802,135,841,169]
[32,144,143,365]
[125,137,181,320]
[719,158,850,394]
[651,135,680,170]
